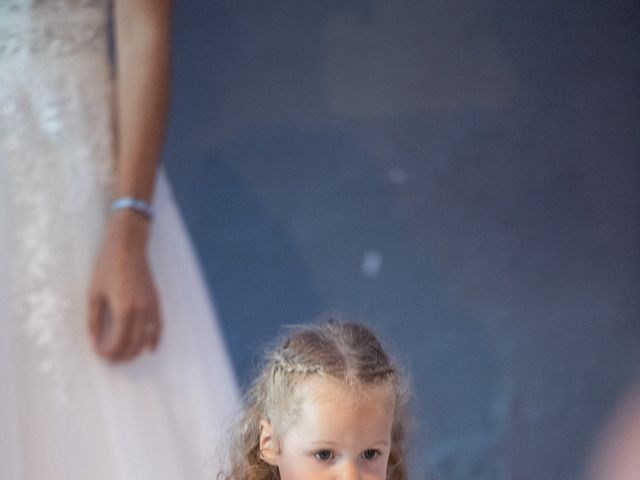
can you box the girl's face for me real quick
[260,376,395,480]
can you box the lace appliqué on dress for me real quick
[1,0,115,410]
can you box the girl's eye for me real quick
[362,449,379,460]
[314,450,334,461]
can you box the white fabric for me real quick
[0,1,240,478]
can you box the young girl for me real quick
[222,317,411,480]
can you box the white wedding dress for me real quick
[0,1,240,478]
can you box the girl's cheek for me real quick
[361,457,388,478]
[280,455,326,479]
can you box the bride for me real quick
[0,0,239,478]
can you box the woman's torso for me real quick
[0,0,115,203]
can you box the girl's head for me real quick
[222,317,410,480]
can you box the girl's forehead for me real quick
[282,376,396,444]
[299,375,396,410]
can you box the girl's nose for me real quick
[338,460,362,480]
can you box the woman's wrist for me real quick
[107,209,151,252]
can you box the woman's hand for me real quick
[87,210,162,363]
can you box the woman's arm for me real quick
[113,0,172,206]
[88,0,173,363]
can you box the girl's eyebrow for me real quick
[371,440,390,447]
[309,440,390,446]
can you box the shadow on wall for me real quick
[165,155,324,386]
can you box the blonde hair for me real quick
[220,316,411,480]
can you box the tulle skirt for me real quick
[0,165,240,479]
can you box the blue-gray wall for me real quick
[163,2,640,479]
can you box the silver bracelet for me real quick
[110,196,154,219]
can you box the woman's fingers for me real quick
[90,281,161,362]
[88,292,105,351]
[99,306,135,361]
[147,301,162,352]
[103,299,161,361]
[121,315,145,360]
[122,304,156,359]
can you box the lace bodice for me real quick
[0,0,109,59]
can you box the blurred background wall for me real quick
[162,1,640,479]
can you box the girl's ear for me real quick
[259,420,280,466]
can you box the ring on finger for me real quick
[142,322,157,335]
